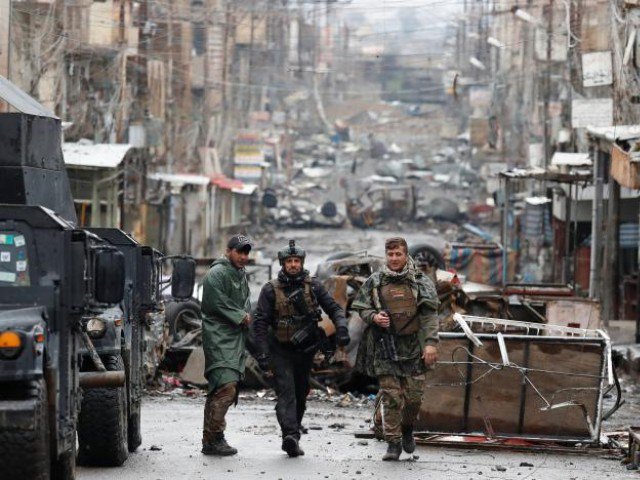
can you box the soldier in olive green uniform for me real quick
[352,237,439,461]
[200,235,253,456]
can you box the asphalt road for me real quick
[77,394,634,480]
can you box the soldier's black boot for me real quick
[282,435,305,457]
[202,433,238,456]
[382,442,402,461]
[401,426,416,453]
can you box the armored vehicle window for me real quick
[0,231,30,286]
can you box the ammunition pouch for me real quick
[275,315,319,353]
[275,317,300,343]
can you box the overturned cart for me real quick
[417,314,617,444]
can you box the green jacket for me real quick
[200,257,251,382]
[351,260,439,377]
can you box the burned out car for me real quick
[345,182,416,229]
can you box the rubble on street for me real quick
[5,1,640,479]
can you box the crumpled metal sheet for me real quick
[143,310,171,384]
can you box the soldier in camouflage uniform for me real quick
[352,237,439,461]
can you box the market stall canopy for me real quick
[209,174,257,195]
[147,172,210,188]
[63,142,133,169]
[587,125,640,142]
[551,152,592,167]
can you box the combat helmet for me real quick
[277,239,306,265]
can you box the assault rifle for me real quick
[287,287,322,353]
[375,289,399,362]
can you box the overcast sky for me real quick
[337,0,461,52]
[345,0,462,21]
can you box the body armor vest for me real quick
[379,282,419,335]
[270,278,318,343]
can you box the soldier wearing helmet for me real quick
[253,240,350,457]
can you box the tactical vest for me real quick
[270,278,318,343]
[379,282,419,335]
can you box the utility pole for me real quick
[543,0,554,170]
[116,1,127,143]
[166,1,174,172]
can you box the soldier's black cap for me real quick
[227,234,253,252]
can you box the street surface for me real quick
[77,394,635,480]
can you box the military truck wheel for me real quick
[408,244,446,270]
[128,412,142,452]
[165,299,202,343]
[77,355,128,466]
[0,379,51,479]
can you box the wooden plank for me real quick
[611,144,640,190]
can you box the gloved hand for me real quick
[256,354,271,372]
[336,326,351,347]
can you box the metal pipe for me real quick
[502,177,510,286]
[80,331,106,372]
[79,371,126,389]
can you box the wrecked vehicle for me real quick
[262,187,345,229]
[76,228,195,466]
[345,182,416,228]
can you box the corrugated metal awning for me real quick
[587,125,640,142]
[551,152,592,166]
[231,183,258,195]
[63,142,133,169]
[148,173,210,186]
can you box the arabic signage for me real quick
[571,98,613,128]
[582,51,612,87]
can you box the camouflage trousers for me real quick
[376,374,425,443]
[202,382,237,444]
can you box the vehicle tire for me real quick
[165,299,202,344]
[408,243,446,270]
[320,201,337,218]
[128,411,142,452]
[77,355,128,466]
[262,189,278,208]
[0,379,51,480]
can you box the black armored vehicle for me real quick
[0,80,128,479]
[0,78,195,478]
[77,228,194,466]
